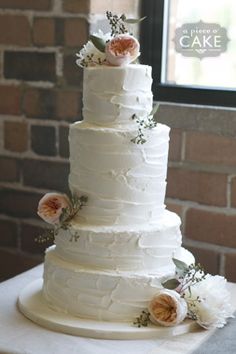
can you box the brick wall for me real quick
[0,0,235,283]
[161,105,236,282]
[0,0,139,281]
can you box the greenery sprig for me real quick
[36,195,88,244]
[106,11,128,36]
[131,104,159,144]
[106,11,146,37]
[162,258,206,294]
[133,310,150,327]
[162,258,206,320]
[79,53,106,67]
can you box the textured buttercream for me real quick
[69,122,170,225]
[43,247,194,322]
[55,210,182,272]
[83,64,153,127]
[42,63,190,323]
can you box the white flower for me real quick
[76,30,112,67]
[184,275,234,329]
[148,289,188,327]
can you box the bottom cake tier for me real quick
[42,247,194,322]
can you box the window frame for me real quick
[140,0,236,108]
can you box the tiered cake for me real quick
[42,64,193,322]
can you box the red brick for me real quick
[64,18,89,47]
[0,52,2,78]
[230,177,236,208]
[0,189,42,218]
[59,125,69,158]
[185,131,236,166]
[166,201,183,219]
[0,219,18,248]
[31,125,56,156]
[23,88,54,118]
[0,248,42,281]
[225,253,236,282]
[183,245,219,275]
[0,0,51,11]
[4,51,56,83]
[23,159,69,192]
[0,15,30,46]
[63,0,90,13]
[20,223,53,255]
[33,18,55,46]
[22,88,40,117]
[4,121,28,152]
[166,168,227,206]
[185,208,236,248]
[0,157,20,182]
[56,90,81,120]
[63,53,83,87]
[0,85,21,115]
[169,129,182,161]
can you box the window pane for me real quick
[162,0,236,89]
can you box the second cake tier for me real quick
[69,121,170,225]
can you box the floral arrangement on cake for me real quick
[134,258,234,330]
[76,11,159,145]
[76,11,145,68]
[36,193,87,242]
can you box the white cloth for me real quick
[0,265,235,354]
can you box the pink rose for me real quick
[105,34,140,66]
[37,193,71,225]
[148,289,187,327]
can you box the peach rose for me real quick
[37,193,71,225]
[148,289,187,327]
[105,34,140,66]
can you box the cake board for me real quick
[18,279,198,340]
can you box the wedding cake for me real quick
[34,13,233,331]
[42,65,193,321]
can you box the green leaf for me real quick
[59,207,70,224]
[149,104,159,117]
[162,278,180,290]
[172,258,189,271]
[89,35,106,53]
[124,16,147,24]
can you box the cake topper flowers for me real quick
[105,34,140,66]
[76,11,145,68]
[36,193,87,243]
[134,258,234,329]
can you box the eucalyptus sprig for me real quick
[133,310,150,327]
[131,104,159,144]
[106,11,129,36]
[106,11,146,37]
[162,258,206,295]
[79,53,106,68]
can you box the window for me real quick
[140,0,236,107]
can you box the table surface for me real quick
[0,265,235,354]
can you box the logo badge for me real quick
[173,20,230,59]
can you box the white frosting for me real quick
[43,248,169,322]
[55,210,182,272]
[43,247,194,322]
[42,64,192,323]
[83,64,153,127]
[69,122,170,225]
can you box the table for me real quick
[0,265,235,354]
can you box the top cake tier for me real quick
[82,64,153,128]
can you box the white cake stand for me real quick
[18,279,198,340]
